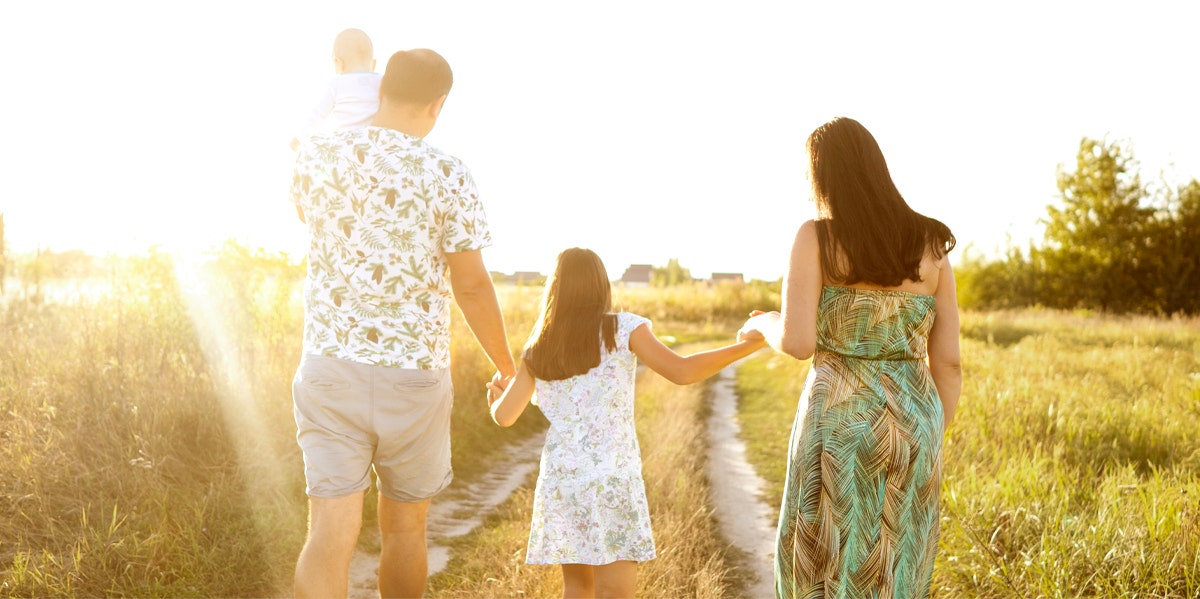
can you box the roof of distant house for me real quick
[620,264,653,283]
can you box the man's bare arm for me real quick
[445,249,515,378]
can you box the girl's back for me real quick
[526,311,657,566]
[534,312,648,480]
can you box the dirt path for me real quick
[347,432,546,599]
[706,364,777,598]
[346,363,775,598]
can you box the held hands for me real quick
[486,371,513,407]
[737,310,780,343]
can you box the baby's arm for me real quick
[489,361,536,427]
[628,324,766,385]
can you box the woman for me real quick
[746,117,961,598]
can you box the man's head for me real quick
[374,49,454,138]
[380,49,453,106]
[332,28,375,73]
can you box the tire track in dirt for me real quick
[347,363,776,598]
[706,363,777,598]
[347,431,546,598]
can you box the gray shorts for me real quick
[292,354,454,502]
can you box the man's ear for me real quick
[427,94,448,119]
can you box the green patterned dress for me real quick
[775,286,944,599]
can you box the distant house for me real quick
[512,271,544,285]
[710,272,744,285]
[491,271,544,285]
[619,264,653,288]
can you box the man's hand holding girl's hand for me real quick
[486,371,513,406]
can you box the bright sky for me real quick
[2,1,1197,280]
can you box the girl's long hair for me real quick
[807,117,956,286]
[522,248,617,381]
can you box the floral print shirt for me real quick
[291,127,491,368]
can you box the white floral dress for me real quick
[526,312,658,565]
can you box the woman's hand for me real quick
[737,310,778,342]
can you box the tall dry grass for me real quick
[1,249,778,597]
[427,343,745,598]
[735,308,1200,597]
[0,249,546,597]
[1,249,305,598]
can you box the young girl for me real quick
[487,247,765,599]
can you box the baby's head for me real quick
[332,28,375,73]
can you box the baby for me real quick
[290,28,383,151]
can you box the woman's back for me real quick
[777,285,944,597]
[822,245,944,297]
[533,312,645,477]
[762,115,961,599]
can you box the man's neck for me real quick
[370,111,429,139]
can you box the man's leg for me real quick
[295,492,366,599]
[377,494,431,598]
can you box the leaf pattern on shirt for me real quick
[291,128,492,368]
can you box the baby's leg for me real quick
[561,563,595,598]
[593,561,636,599]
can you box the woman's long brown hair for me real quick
[522,248,618,381]
[807,117,956,286]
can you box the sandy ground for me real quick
[706,364,778,598]
[347,432,545,599]
[346,363,776,598]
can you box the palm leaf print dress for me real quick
[776,286,944,599]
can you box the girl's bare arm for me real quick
[489,361,536,427]
[629,325,766,385]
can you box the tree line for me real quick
[4,138,1196,315]
[956,137,1200,315]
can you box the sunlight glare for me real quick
[170,250,294,537]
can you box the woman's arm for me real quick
[751,220,822,360]
[488,361,536,427]
[927,255,962,427]
[628,324,766,385]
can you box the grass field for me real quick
[736,310,1200,598]
[3,249,1197,597]
[0,250,760,597]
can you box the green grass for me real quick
[735,309,1200,598]
[22,250,1194,597]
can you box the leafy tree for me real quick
[1150,179,1200,314]
[955,244,1042,310]
[954,138,1199,314]
[1033,138,1155,312]
[652,258,692,287]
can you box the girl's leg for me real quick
[593,561,637,599]
[561,564,595,599]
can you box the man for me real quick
[289,48,515,599]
